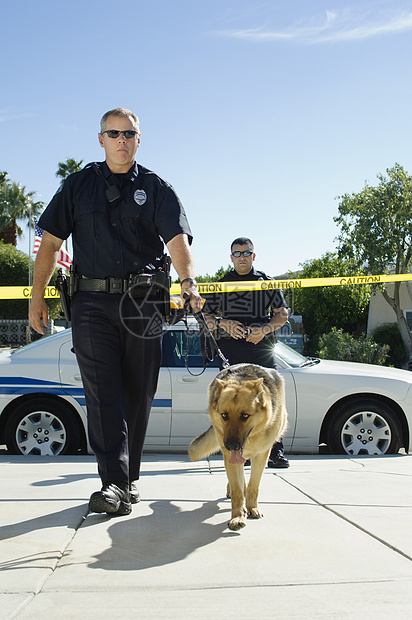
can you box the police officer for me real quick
[203,237,290,467]
[29,108,202,515]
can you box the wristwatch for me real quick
[180,277,197,287]
[215,317,222,329]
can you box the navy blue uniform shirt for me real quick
[38,161,192,279]
[203,267,287,326]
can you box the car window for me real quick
[162,328,219,368]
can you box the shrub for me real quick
[318,328,389,365]
[371,323,406,368]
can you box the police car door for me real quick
[162,322,219,449]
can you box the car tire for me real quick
[326,399,402,456]
[4,398,80,456]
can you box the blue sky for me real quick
[2,0,412,278]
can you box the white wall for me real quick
[367,282,412,334]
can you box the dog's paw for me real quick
[248,507,264,519]
[228,516,247,531]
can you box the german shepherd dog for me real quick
[188,363,288,531]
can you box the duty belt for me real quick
[76,277,129,294]
[75,274,165,296]
[56,255,172,321]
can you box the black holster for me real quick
[55,267,72,322]
[128,255,172,322]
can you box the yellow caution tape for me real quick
[0,286,61,300]
[1,273,411,300]
[171,273,412,295]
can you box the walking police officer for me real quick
[29,108,202,515]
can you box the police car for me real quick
[0,322,411,457]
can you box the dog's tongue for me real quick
[229,450,246,464]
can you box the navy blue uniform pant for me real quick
[71,291,163,484]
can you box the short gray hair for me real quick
[100,108,140,134]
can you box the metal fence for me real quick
[0,319,54,346]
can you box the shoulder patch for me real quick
[53,181,64,196]
[256,270,273,280]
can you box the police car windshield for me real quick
[275,342,318,368]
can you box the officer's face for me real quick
[230,244,255,275]
[98,114,141,173]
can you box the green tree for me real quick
[335,163,412,358]
[174,265,231,284]
[196,265,231,283]
[0,172,43,245]
[56,158,84,182]
[292,252,371,355]
[0,242,60,319]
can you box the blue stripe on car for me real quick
[0,377,68,386]
[0,378,172,409]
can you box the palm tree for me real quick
[0,173,43,246]
[56,158,84,181]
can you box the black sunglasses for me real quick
[102,130,139,139]
[231,250,253,257]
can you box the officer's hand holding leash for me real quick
[182,292,230,371]
[179,277,203,314]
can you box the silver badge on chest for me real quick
[134,189,147,205]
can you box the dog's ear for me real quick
[215,378,226,393]
[244,378,268,408]
[210,378,225,408]
[242,377,264,394]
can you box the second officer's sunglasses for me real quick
[102,130,139,139]
[231,250,253,257]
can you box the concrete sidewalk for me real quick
[1,453,412,619]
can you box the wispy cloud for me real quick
[218,8,412,44]
[0,108,35,123]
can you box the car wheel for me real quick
[327,399,402,455]
[4,398,80,456]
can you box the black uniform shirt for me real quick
[203,267,288,326]
[38,161,193,279]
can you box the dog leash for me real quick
[183,293,230,374]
